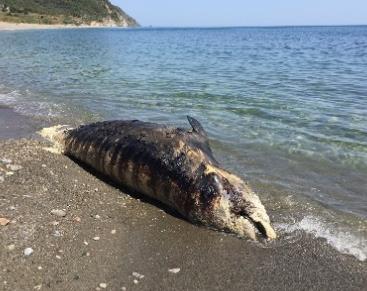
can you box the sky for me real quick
[113,0,367,27]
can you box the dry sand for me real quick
[0,108,366,290]
[0,21,76,31]
[0,21,129,31]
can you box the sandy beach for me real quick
[0,21,126,31]
[0,21,77,31]
[1,107,366,290]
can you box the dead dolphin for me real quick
[40,117,276,240]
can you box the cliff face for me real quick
[0,0,139,27]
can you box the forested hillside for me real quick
[0,0,138,26]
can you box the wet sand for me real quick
[0,109,366,290]
[0,106,40,139]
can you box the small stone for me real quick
[121,287,126,291]
[111,229,116,234]
[41,164,47,168]
[83,241,89,246]
[94,188,99,192]
[37,266,43,270]
[74,216,81,222]
[95,215,101,219]
[93,236,100,241]
[51,209,66,217]
[7,244,15,251]
[53,230,62,237]
[5,171,14,176]
[24,247,34,256]
[133,279,138,284]
[0,158,12,164]
[99,283,107,289]
[34,284,42,290]
[9,206,16,210]
[132,272,144,279]
[0,218,10,226]
[6,164,22,171]
[56,255,61,259]
[168,268,181,274]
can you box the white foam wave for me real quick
[277,216,367,261]
[0,88,64,118]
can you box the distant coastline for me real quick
[0,0,139,28]
[0,21,134,31]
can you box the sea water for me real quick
[0,26,366,260]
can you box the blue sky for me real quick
[113,0,367,27]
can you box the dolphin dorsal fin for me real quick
[187,116,207,137]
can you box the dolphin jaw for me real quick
[202,165,277,241]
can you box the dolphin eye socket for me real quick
[200,174,221,202]
[212,175,220,185]
[208,173,222,191]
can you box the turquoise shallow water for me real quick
[0,26,366,260]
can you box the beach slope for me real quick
[0,111,366,290]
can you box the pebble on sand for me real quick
[99,283,108,289]
[111,229,116,234]
[6,164,23,171]
[0,158,12,164]
[7,244,15,251]
[132,272,144,279]
[93,236,100,241]
[51,209,67,217]
[24,247,34,256]
[168,268,181,274]
[0,217,10,226]
[53,230,62,237]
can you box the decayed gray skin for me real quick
[42,117,276,240]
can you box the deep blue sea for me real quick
[0,26,366,260]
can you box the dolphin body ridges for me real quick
[40,117,276,241]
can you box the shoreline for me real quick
[0,21,129,31]
[0,106,41,139]
[0,106,366,290]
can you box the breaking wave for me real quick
[277,216,367,261]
